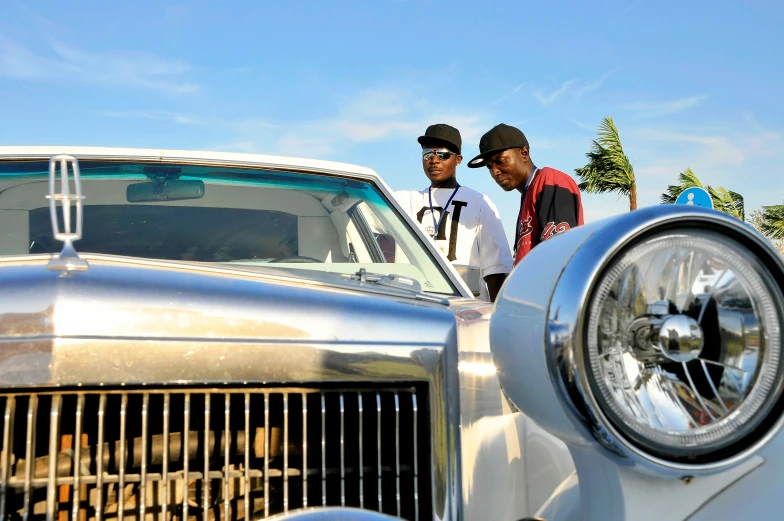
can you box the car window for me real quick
[0,160,458,295]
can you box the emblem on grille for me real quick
[46,154,89,273]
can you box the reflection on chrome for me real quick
[586,230,784,459]
[457,361,498,377]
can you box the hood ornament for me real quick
[46,155,89,274]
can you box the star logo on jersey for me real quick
[518,216,533,238]
[541,221,571,241]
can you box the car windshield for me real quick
[0,159,458,295]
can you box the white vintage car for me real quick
[0,147,780,521]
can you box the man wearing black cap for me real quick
[395,123,513,302]
[467,123,584,266]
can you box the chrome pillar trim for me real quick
[45,395,61,521]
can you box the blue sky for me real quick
[1,0,783,244]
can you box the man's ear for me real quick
[519,147,529,160]
[455,154,463,165]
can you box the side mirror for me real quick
[452,264,481,297]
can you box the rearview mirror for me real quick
[126,179,205,202]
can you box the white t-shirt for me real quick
[394,185,513,301]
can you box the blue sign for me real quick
[675,187,713,209]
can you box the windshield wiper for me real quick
[343,268,448,305]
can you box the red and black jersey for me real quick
[513,166,584,265]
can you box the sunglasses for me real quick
[422,148,457,161]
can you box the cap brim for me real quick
[466,146,509,168]
[417,136,460,154]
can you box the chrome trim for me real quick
[285,393,290,513]
[95,393,106,521]
[265,393,271,517]
[302,392,308,509]
[139,392,148,521]
[320,393,326,507]
[23,395,37,521]
[224,392,231,521]
[184,392,191,521]
[376,393,382,513]
[46,155,88,273]
[358,394,364,510]
[545,205,784,473]
[340,393,345,507]
[394,393,400,517]
[244,392,251,520]
[412,394,418,521]
[45,395,60,521]
[1,397,15,519]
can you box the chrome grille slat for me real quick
[223,393,230,521]
[95,394,106,521]
[23,395,38,521]
[203,392,210,521]
[395,392,401,518]
[358,394,363,510]
[182,393,190,521]
[376,392,382,513]
[1,397,15,520]
[283,393,289,513]
[243,393,250,521]
[264,393,270,518]
[0,387,428,521]
[139,393,148,521]
[339,393,345,508]
[301,392,307,509]
[45,395,61,521]
[162,393,170,521]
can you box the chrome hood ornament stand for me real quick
[46,154,89,273]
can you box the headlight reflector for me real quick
[586,229,784,462]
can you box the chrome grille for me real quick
[0,387,430,521]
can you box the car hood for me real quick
[0,255,460,387]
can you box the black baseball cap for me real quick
[467,123,530,168]
[417,123,462,154]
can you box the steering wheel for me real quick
[268,256,323,263]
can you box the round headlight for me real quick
[585,228,784,463]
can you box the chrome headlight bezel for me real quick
[546,206,784,473]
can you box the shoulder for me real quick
[535,167,580,189]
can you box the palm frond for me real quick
[708,186,745,220]
[574,116,636,196]
[760,204,784,241]
[660,168,704,204]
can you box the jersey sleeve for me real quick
[477,195,514,277]
[534,182,581,243]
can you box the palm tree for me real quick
[758,204,784,241]
[661,169,744,220]
[575,116,638,211]
[660,168,705,204]
[708,186,745,221]
[748,206,784,255]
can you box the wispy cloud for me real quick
[0,36,198,93]
[573,70,615,98]
[218,88,490,157]
[619,94,708,117]
[533,79,578,105]
[102,111,205,125]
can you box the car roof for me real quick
[0,146,382,181]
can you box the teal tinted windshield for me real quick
[0,160,458,295]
